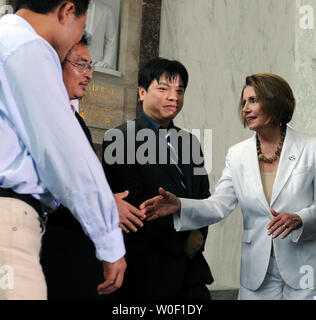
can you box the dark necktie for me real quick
[165,132,187,191]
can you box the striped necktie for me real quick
[165,132,187,191]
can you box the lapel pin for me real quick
[289,155,296,161]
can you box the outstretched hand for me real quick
[114,190,146,233]
[139,187,181,221]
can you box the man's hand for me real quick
[183,230,204,259]
[140,187,181,221]
[97,257,127,295]
[267,209,303,239]
[115,191,146,233]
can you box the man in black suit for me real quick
[40,35,143,299]
[102,58,213,300]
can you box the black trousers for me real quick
[40,208,105,300]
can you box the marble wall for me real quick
[160,0,297,290]
[0,0,12,16]
[292,0,316,134]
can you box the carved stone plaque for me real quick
[79,79,124,130]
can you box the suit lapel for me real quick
[242,126,305,213]
[135,113,188,195]
[242,134,270,212]
[270,126,305,207]
[75,111,94,150]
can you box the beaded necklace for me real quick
[256,127,286,163]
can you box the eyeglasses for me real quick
[66,60,95,73]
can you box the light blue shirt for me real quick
[0,14,125,262]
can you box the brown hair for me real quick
[238,73,296,127]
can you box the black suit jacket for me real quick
[102,112,213,299]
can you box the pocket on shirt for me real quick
[242,229,253,244]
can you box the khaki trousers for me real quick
[0,198,47,300]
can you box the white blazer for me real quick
[176,126,316,290]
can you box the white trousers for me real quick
[240,256,316,300]
[0,198,47,300]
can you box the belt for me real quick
[0,187,45,219]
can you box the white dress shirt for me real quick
[0,14,125,262]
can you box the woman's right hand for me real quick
[140,187,181,221]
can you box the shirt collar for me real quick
[1,14,37,34]
[141,111,175,131]
[70,103,76,114]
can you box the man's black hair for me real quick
[12,0,90,16]
[61,32,90,67]
[78,32,90,46]
[138,58,189,91]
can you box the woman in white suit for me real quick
[141,73,316,300]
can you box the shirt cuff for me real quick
[94,227,126,262]
[173,210,182,231]
[173,198,190,231]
